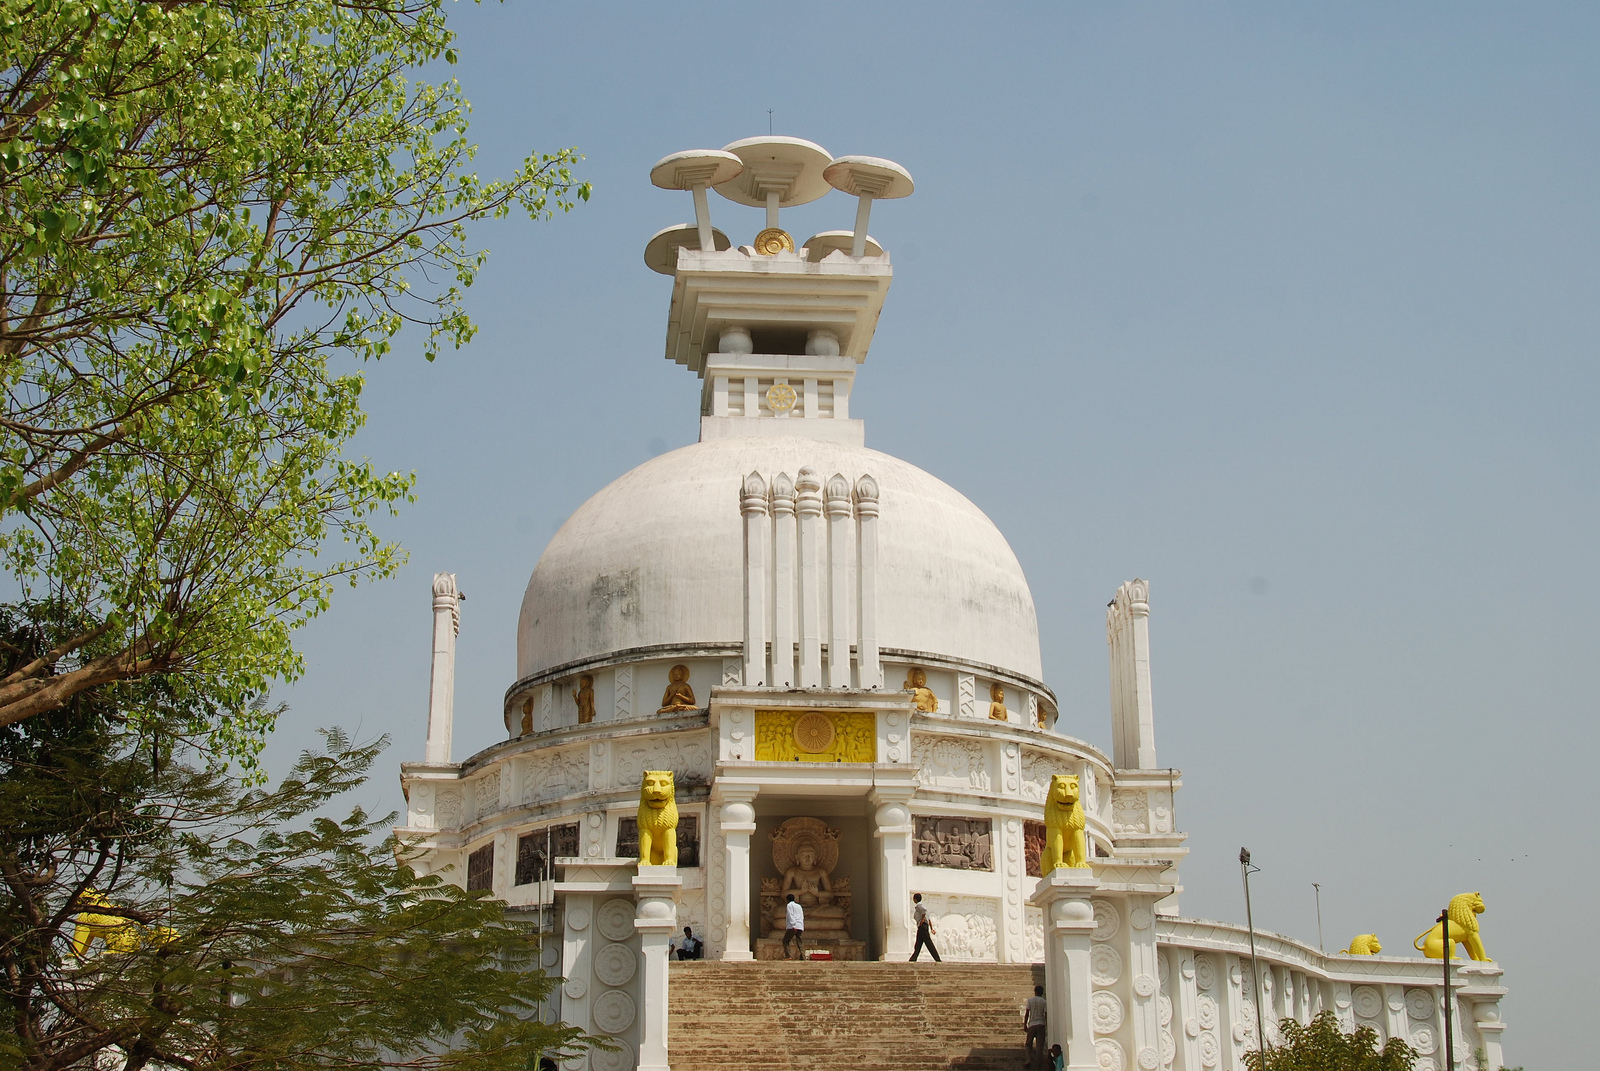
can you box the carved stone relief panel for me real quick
[522,747,590,804]
[958,673,976,718]
[1024,819,1046,877]
[612,735,713,789]
[913,815,993,870]
[1020,749,1056,803]
[912,735,992,791]
[474,775,499,818]
[1025,905,1045,962]
[919,894,1000,961]
[437,789,462,829]
[1113,788,1149,834]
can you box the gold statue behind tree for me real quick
[658,664,697,712]
[903,667,938,712]
[573,674,596,723]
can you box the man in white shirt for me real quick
[676,926,702,960]
[783,894,805,959]
[910,892,941,962]
[1023,985,1048,1069]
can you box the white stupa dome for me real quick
[517,435,1042,685]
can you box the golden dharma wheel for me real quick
[766,382,797,413]
[793,712,836,754]
[753,227,795,255]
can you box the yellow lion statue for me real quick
[1039,774,1088,873]
[1414,892,1489,961]
[1344,934,1382,955]
[637,770,679,867]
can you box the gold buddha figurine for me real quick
[903,667,938,712]
[988,682,1008,721]
[658,664,698,713]
[572,674,596,723]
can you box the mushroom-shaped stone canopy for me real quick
[713,136,834,207]
[643,223,731,275]
[823,155,915,199]
[802,230,884,261]
[649,148,744,191]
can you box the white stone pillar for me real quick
[1123,895,1165,1071]
[854,474,882,688]
[634,866,681,1071]
[1107,579,1157,770]
[425,572,461,764]
[715,785,759,960]
[796,467,823,687]
[771,473,796,688]
[740,472,769,687]
[825,473,853,688]
[1030,868,1100,1071]
[871,788,916,960]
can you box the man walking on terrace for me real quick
[783,894,805,959]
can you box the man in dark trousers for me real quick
[910,892,941,962]
[783,893,805,959]
[1023,985,1048,1068]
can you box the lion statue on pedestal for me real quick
[1039,773,1088,873]
[636,770,678,867]
[1414,892,1489,961]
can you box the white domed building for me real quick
[397,138,1510,1071]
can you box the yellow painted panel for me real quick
[753,710,877,763]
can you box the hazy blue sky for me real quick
[260,5,1597,1064]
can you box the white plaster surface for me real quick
[517,436,1042,683]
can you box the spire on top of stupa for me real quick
[644,137,914,444]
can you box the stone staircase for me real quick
[667,960,1047,1071]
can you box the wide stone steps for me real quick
[668,960,1046,1071]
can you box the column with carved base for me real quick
[634,866,681,1071]
[714,784,758,960]
[1030,867,1099,1071]
[871,786,916,960]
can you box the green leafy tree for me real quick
[0,0,588,758]
[0,609,591,1071]
[1244,1012,1420,1071]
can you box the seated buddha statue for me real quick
[658,664,697,713]
[774,845,848,933]
[903,667,938,713]
[988,681,1008,721]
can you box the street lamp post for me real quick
[1312,883,1324,953]
[1239,848,1267,1054]
[1440,908,1455,1071]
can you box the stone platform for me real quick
[753,934,868,961]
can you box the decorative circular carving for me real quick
[1158,993,1172,1025]
[567,906,591,931]
[1160,1029,1177,1065]
[1410,1026,1437,1055]
[1158,953,1170,989]
[1090,944,1123,986]
[793,712,836,753]
[887,713,903,728]
[1181,957,1195,980]
[541,942,561,968]
[591,1043,632,1071]
[1092,991,1125,1034]
[591,989,636,1033]
[593,942,638,987]
[589,813,602,827]
[1352,986,1383,1020]
[562,977,587,1000]
[1138,1046,1159,1070]
[889,748,901,762]
[1406,988,1437,1020]
[1130,907,1153,931]
[765,382,797,413]
[1091,900,1121,942]
[1413,1059,1436,1071]
[1228,963,1241,987]
[1133,974,1157,998]
[1196,995,1218,1030]
[1185,1017,1199,1038]
[1388,991,1405,1012]
[1194,955,1215,991]
[1199,1031,1219,1067]
[596,898,636,942]
[1095,1039,1125,1071]
[753,227,795,255]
